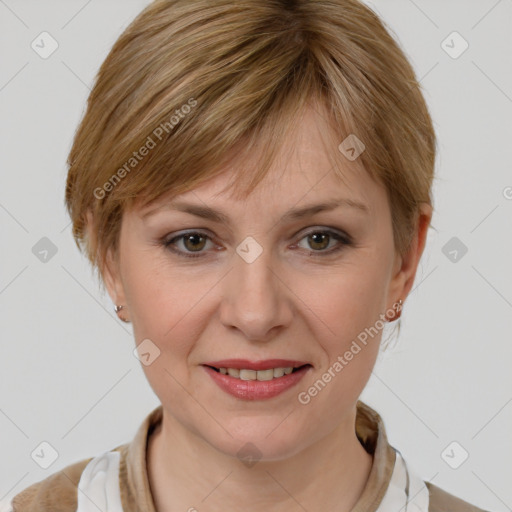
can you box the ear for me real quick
[387,203,433,311]
[84,209,128,310]
[101,247,128,309]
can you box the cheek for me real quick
[292,254,388,397]
[122,259,214,419]
[295,257,388,345]
[122,248,213,338]
[122,256,224,399]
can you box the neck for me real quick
[147,406,373,512]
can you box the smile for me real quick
[209,366,300,380]
[202,363,312,400]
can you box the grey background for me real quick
[1,0,511,510]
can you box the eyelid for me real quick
[297,226,351,242]
[161,226,353,259]
[163,230,219,254]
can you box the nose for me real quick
[218,243,293,342]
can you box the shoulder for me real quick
[427,481,492,512]
[10,457,91,512]
[10,446,126,512]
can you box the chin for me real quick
[202,418,307,463]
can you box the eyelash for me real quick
[161,229,353,259]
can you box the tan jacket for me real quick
[10,400,490,511]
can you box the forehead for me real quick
[136,104,385,219]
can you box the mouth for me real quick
[203,364,311,381]
[201,358,312,380]
[201,360,313,400]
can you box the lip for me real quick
[202,359,310,371]
[202,363,312,401]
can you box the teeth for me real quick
[227,368,240,377]
[239,369,257,380]
[218,367,298,380]
[256,369,274,381]
[273,368,285,378]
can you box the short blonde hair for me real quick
[65,0,437,289]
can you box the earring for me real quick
[114,304,130,323]
[387,299,403,322]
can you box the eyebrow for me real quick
[142,197,370,224]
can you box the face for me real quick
[103,104,430,461]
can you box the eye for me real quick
[295,229,352,256]
[162,231,218,258]
[161,228,352,259]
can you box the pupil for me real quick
[310,233,328,250]
[185,234,205,251]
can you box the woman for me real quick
[11,0,492,510]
